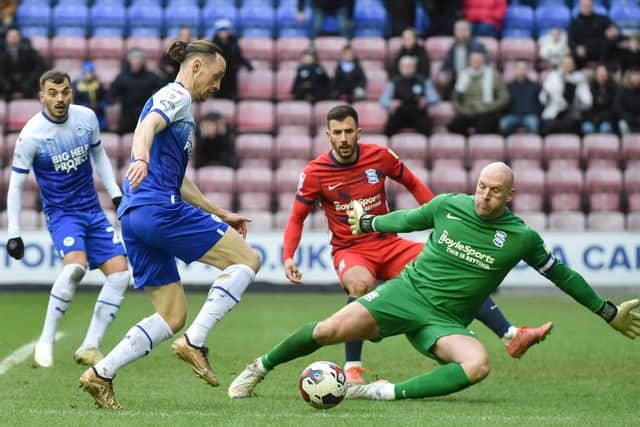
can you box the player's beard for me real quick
[47,101,69,121]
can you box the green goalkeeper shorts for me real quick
[358,275,476,363]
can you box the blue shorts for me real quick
[120,201,229,288]
[46,210,126,270]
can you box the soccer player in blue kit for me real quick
[79,39,261,409]
[5,70,130,368]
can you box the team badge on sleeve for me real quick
[387,148,399,159]
[536,245,558,275]
[297,172,306,192]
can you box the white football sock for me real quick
[39,264,85,343]
[502,326,519,346]
[80,271,130,349]
[94,312,173,379]
[185,264,256,347]
[344,361,363,370]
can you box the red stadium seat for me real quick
[273,209,290,229]
[275,133,312,161]
[627,212,640,230]
[625,168,640,195]
[499,38,536,62]
[313,134,331,157]
[0,99,6,129]
[321,60,337,77]
[587,211,625,231]
[100,132,121,167]
[629,193,640,212]
[387,36,402,60]
[515,167,545,193]
[88,36,125,59]
[425,36,454,62]
[19,208,42,229]
[549,193,582,211]
[468,134,505,165]
[364,133,388,147]
[390,133,427,159]
[588,192,620,212]
[275,37,310,61]
[105,103,120,132]
[237,101,274,133]
[276,191,297,213]
[429,165,468,193]
[401,158,426,170]
[360,59,385,72]
[312,100,344,129]
[279,125,310,135]
[363,68,387,100]
[387,166,428,200]
[203,191,233,210]
[275,67,297,101]
[548,211,586,231]
[429,133,466,169]
[395,192,423,209]
[120,132,133,159]
[274,167,301,193]
[351,37,387,61]
[278,158,308,172]
[198,98,236,125]
[517,211,547,230]
[476,37,499,62]
[547,166,583,193]
[506,134,543,168]
[428,102,455,128]
[51,36,87,59]
[2,133,18,166]
[276,101,312,129]
[30,36,51,60]
[20,188,40,210]
[125,37,162,60]
[53,58,84,78]
[239,37,275,63]
[7,100,41,132]
[585,167,622,193]
[352,101,387,133]
[314,36,348,60]
[241,210,273,230]
[235,133,274,163]
[582,134,620,167]
[544,134,581,169]
[235,166,273,193]
[238,69,274,100]
[238,192,272,211]
[197,166,235,193]
[93,59,120,89]
[621,134,640,167]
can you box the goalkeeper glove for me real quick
[597,299,640,339]
[347,200,376,235]
[6,237,24,260]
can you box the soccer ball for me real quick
[298,361,346,409]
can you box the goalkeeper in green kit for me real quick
[228,162,640,401]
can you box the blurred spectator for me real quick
[463,0,507,37]
[73,61,108,130]
[539,28,570,69]
[438,20,488,98]
[568,0,621,68]
[383,0,417,37]
[159,27,192,84]
[423,0,464,37]
[380,55,439,137]
[297,0,352,38]
[194,112,238,169]
[0,0,17,39]
[212,18,253,100]
[448,50,509,135]
[0,27,47,99]
[388,27,430,78]
[540,55,592,135]
[109,48,163,134]
[332,44,366,102]
[499,60,542,135]
[581,64,618,134]
[618,34,640,73]
[291,46,330,103]
[616,67,640,135]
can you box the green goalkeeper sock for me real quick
[394,363,472,399]
[261,322,321,370]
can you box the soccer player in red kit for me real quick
[281,105,552,384]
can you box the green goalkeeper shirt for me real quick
[372,193,605,327]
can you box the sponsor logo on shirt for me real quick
[51,143,89,173]
[333,193,383,212]
[446,212,462,221]
[438,229,495,269]
[493,230,507,248]
[328,182,343,191]
[365,169,379,184]
[63,236,75,247]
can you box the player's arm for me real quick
[524,231,640,339]
[282,198,314,284]
[384,148,434,204]
[180,175,250,238]
[6,135,37,259]
[127,111,166,190]
[89,115,122,208]
[349,194,449,235]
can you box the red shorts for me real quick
[332,236,423,281]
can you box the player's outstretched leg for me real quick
[75,271,129,366]
[506,321,553,358]
[173,264,256,386]
[344,297,367,384]
[35,263,85,367]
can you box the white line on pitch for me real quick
[0,332,65,375]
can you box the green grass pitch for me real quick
[1,290,639,427]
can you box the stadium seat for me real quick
[235,133,274,165]
[395,192,422,210]
[0,101,7,133]
[429,165,469,193]
[506,134,543,168]
[515,167,545,193]
[236,101,274,133]
[313,134,331,157]
[29,36,51,61]
[276,1,310,37]
[364,134,389,147]
[274,68,297,101]
[105,103,120,132]
[351,37,387,61]
[88,36,125,59]
[588,192,620,212]
[512,192,545,212]
[279,125,310,136]
[275,133,312,162]
[274,167,302,194]
[238,192,272,211]
[351,101,387,133]
[429,133,466,169]
[237,69,274,100]
[428,102,455,129]
[353,0,387,37]
[241,210,273,230]
[53,3,89,36]
[610,4,640,35]
[314,37,348,61]
[503,5,535,38]
[7,100,41,132]
[236,165,273,193]
[165,3,201,38]
[627,212,640,230]
[203,192,233,210]
[363,68,387,100]
[197,165,235,193]
[629,193,640,212]
[587,211,625,230]
[198,98,236,125]
[16,3,51,37]
[387,166,428,201]
[625,167,640,196]
[548,211,586,231]
[93,59,121,89]
[389,133,428,159]
[53,59,84,79]
[585,167,622,193]
[582,134,619,167]
[239,37,275,64]
[239,1,275,38]
[91,2,126,37]
[544,134,581,169]
[547,166,583,193]
[517,211,547,230]
[50,36,87,59]
[535,5,570,36]
[621,134,640,167]
[312,100,345,129]
[202,4,239,39]
[468,134,505,166]
[549,192,582,212]
[275,37,310,61]
[127,3,163,38]
[273,209,291,229]
[424,37,454,62]
[476,37,499,62]
[276,101,313,129]
[100,133,121,167]
[500,37,536,62]
[125,37,162,60]
[275,191,296,213]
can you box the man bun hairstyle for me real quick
[167,39,225,64]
